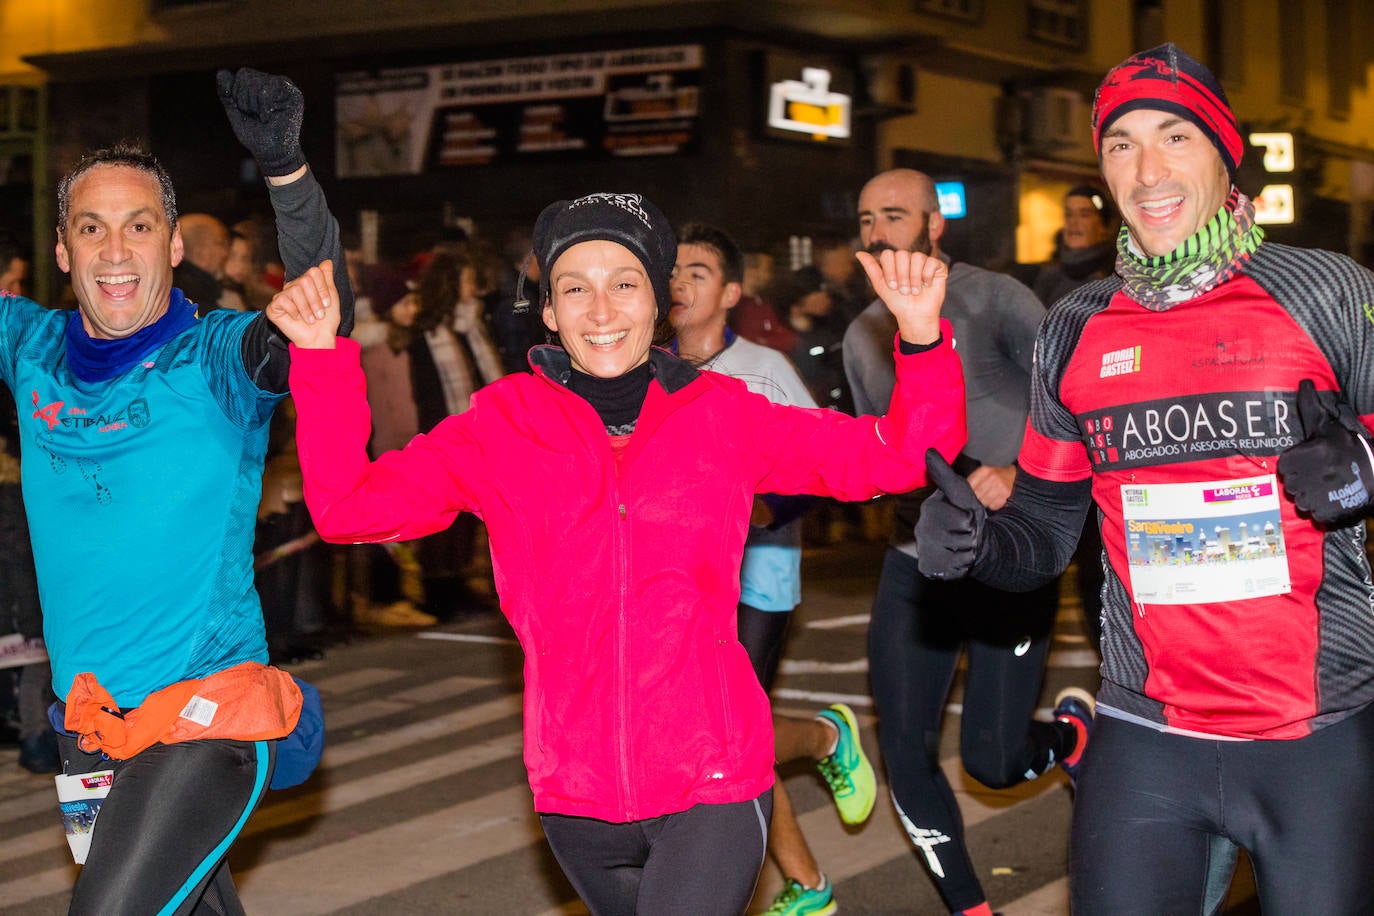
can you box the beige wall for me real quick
[0,0,151,81]
[876,70,1004,167]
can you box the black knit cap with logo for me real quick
[532,193,677,319]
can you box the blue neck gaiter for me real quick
[65,287,198,382]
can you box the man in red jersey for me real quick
[917,43,1374,913]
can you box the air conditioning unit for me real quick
[1024,87,1084,153]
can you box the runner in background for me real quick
[669,221,875,916]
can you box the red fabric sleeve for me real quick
[1016,418,1093,483]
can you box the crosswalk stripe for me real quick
[0,689,520,874]
[0,825,62,866]
[311,667,410,695]
[1048,648,1101,668]
[416,632,520,646]
[772,687,873,708]
[0,683,511,856]
[0,692,1072,913]
[805,613,871,629]
[777,646,1096,678]
[323,694,521,768]
[236,785,547,914]
[778,658,869,674]
[246,732,524,835]
[0,776,59,822]
[389,674,499,705]
[325,675,494,729]
[0,586,1094,914]
[0,729,1071,915]
[0,863,75,909]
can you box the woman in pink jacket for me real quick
[271,193,965,915]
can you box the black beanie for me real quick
[532,193,677,318]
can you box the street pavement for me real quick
[0,536,1258,914]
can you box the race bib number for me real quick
[1120,474,1291,605]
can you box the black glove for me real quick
[217,68,307,178]
[915,448,987,580]
[1278,379,1374,526]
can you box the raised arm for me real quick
[218,67,355,389]
[745,249,965,500]
[853,247,945,346]
[266,262,341,349]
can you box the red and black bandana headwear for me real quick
[1092,43,1241,181]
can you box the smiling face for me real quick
[542,239,657,378]
[1100,108,1230,258]
[55,165,183,339]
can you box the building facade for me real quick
[0,0,1369,301]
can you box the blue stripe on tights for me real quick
[156,740,270,916]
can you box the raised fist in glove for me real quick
[915,449,988,580]
[217,67,306,177]
[1278,379,1374,526]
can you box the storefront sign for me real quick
[767,67,850,141]
[1253,184,1295,225]
[935,181,967,218]
[1248,132,1295,173]
[335,45,703,176]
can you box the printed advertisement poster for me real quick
[1120,475,1290,605]
[336,45,702,176]
[0,632,47,670]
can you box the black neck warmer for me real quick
[568,360,653,434]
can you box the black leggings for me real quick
[540,791,773,916]
[1071,704,1374,914]
[867,547,1068,913]
[59,733,276,916]
[737,603,791,692]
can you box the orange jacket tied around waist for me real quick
[65,662,302,759]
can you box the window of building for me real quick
[1278,3,1306,105]
[1033,0,1082,49]
[913,0,983,23]
[1204,0,1244,86]
[1027,0,1088,50]
[1326,0,1352,118]
[1132,0,1163,50]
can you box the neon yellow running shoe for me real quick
[760,877,837,916]
[815,703,876,825]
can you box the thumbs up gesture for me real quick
[1277,379,1374,526]
[915,449,988,579]
[854,248,947,346]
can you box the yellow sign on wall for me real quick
[768,68,850,141]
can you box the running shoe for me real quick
[1053,686,1096,788]
[760,877,837,916]
[815,703,876,825]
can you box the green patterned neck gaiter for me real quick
[1116,188,1265,311]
